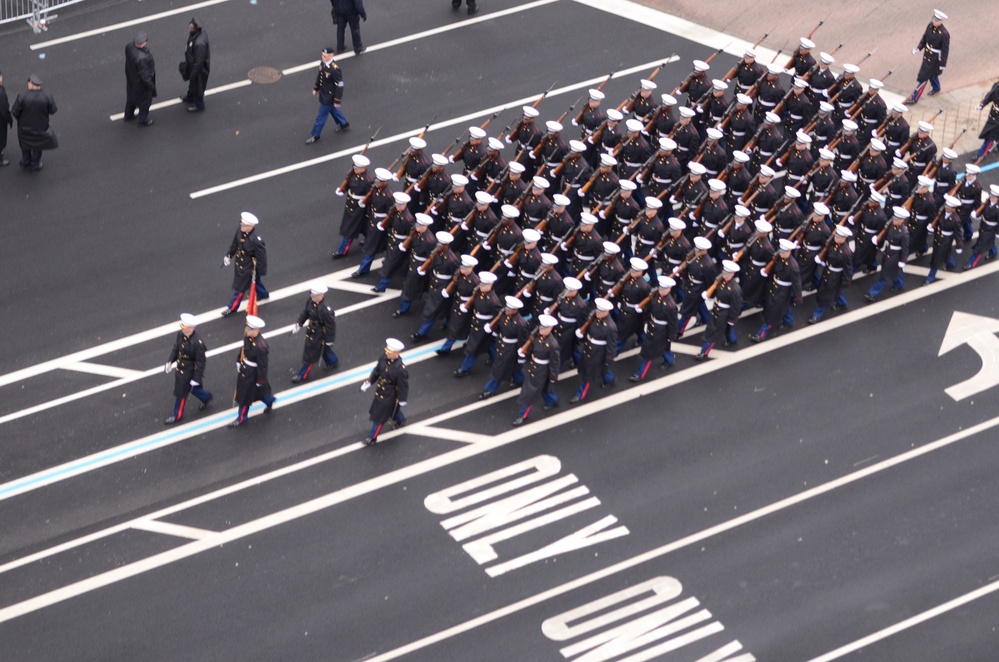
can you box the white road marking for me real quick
[31,0,233,50]
[326,280,390,295]
[406,426,494,444]
[189,56,681,199]
[107,0,560,121]
[56,361,145,380]
[937,310,999,401]
[131,520,216,541]
[806,577,999,661]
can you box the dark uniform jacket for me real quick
[314,59,344,105]
[227,227,267,293]
[11,89,58,151]
[184,26,211,96]
[168,330,207,398]
[0,83,12,152]
[916,21,949,83]
[297,297,337,364]
[125,41,157,106]
[235,335,271,406]
[367,355,408,424]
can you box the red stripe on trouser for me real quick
[580,382,590,400]
[522,405,532,420]
[703,342,714,356]
[912,81,927,102]
[372,423,383,440]
[639,360,651,379]
[238,405,249,423]
[176,397,186,421]
[303,364,313,379]
[229,291,244,312]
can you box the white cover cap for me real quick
[532,176,550,189]
[892,206,912,218]
[918,121,934,133]
[869,78,884,90]
[712,79,729,91]
[668,217,686,231]
[460,254,479,267]
[843,64,860,74]
[475,191,494,205]
[800,37,815,49]
[375,167,393,181]
[625,119,644,133]
[504,295,524,309]
[629,257,648,271]
[393,192,411,205]
[179,313,197,326]
[743,48,757,59]
[432,154,449,166]
[708,178,726,192]
[522,228,542,243]
[569,139,587,153]
[820,52,835,64]
[842,119,859,131]
[564,276,583,291]
[246,315,266,329]
[240,211,259,225]
[436,231,454,244]
[552,193,571,206]
[693,59,710,72]
[841,169,858,181]
[468,126,487,139]
[579,212,598,225]
[640,79,657,91]
[778,238,797,251]
[451,173,469,187]
[835,225,853,238]
[409,137,427,150]
[783,185,801,198]
[351,154,370,168]
[765,111,781,124]
[509,162,526,174]
[415,213,434,226]
[736,93,752,105]
[600,154,618,167]
[658,276,676,288]
[679,106,697,118]
[646,197,663,209]
[733,150,750,163]
[606,108,624,122]
[688,161,707,175]
[870,190,887,204]
[933,9,947,20]
[870,139,886,152]
[942,148,958,159]
[538,314,559,328]
[619,179,638,191]
[546,120,563,133]
[966,163,981,174]
[793,77,809,89]
[522,105,540,118]
[589,89,606,101]
[478,271,498,284]
[722,259,740,273]
[706,127,724,141]
[487,137,504,151]
[501,204,520,219]
[916,175,935,188]
[818,101,834,113]
[594,298,614,312]
[541,252,559,265]
[309,280,328,294]
[693,236,712,250]
[661,93,677,106]
[812,202,830,216]
[768,63,783,76]
[385,338,404,352]
[734,204,750,217]
[990,184,999,197]
[818,148,835,160]
[759,165,777,178]
[944,195,961,207]
[796,132,812,144]
[659,137,677,150]
[892,157,908,170]
[755,219,773,233]
[602,241,621,254]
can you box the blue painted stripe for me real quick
[0,342,457,498]
[956,160,999,180]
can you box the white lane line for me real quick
[576,0,907,105]
[57,362,145,380]
[189,55,681,199]
[106,0,559,121]
[109,80,251,121]
[4,374,998,628]
[807,578,999,661]
[327,280,392,295]
[131,520,216,541]
[406,426,495,445]
[31,0,232,50]
[0,261,379,390]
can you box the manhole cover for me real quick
[248,66,282,84]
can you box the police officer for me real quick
[229,315,276,428]
[359,338,408,445]
[513,314,561,425]
[290,281,338,383]
[164,313,212,424]
[221,212,268,317]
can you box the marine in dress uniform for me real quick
[454,125,487,183]
[782,79,814,135]
[750,166,780,217]
[857,139,889,192]
[771,186,805,241]
[564,213,604,279]
[398,136,431,200]
[612,258,652,353]
[833,119,861,173]
[506,105,543,177]
[411,234,460,340]
[393,216,439,317]
[629,197,666,274]
[966,185,999,269]
[521,176,553,227]
[526,253,564,320]
[956,164,983,241]
[807,149,839,204]
[479,296,530,398]
[676,236,717,334]
[416,153,452,215]
[570,297,618,403]
[754,65,785,124]
[726,94,757,153]
[882,103,911,155]
[576,88,608,165]
[354,167,396,267]
[907,177,938,256]
[291,282,339,383]
[355,192,412,277]
[655,217,691,294]
[435,259,482,355]
[856,79,888,148]
[851,192,889,272]
[698,260,742,358]
[629,276,678,381]
[649,93,679,142]
[780,132,815,191]
[473,137,508,195]
[787,37,816,79]
[164,314,213,424]
[883,159,913,210]
[454,271,503,375]
[507,228,544,300]
[640,137,682,200]
[749,112,785,175]
[904,121,937,186]
[739,219,775,309]
[551,277,589,367]
[332,154,374,257]
[360,338,409,445]
[731,49,765,93]
[491,205,526,293]
[797,203,833,290]
[371,193,417,290]
[809,225,854,323]
[699,80,730,137]
[905,9,949,104]
[807,53,836,102]
[616,119,654,182]
[720,204,753,261]
[932,148,959,207]
[433,174,474,238]
[584,154,621,210]
[924,195,962,284]
[221,212,269,317]
[827,170,860,224]
[831,64,863,122]
[865,207,911,301]
[672,107,702,168]
[541,194,576,255]
[681,60,712,108]
[691,178,729,240]
[557,140,593,216]
[229,315,276,428]
[600,180,641,250]
[750,239,802,342]
[630,79,660,125]
[493,162,528,210]
[976,82,999,157]
[513,314,561,424]
[697,127,728,178]
[588,242,626,300]
[534,121,570,180]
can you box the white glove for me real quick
[649,248,659,258]
[325,342,335,348]
[634,305,643,313]
[236,362,241,372]
[575,328,584,339]
[360,382,371,392]
[359,202,366,209]
[517,349,526,358]
[459,304,468,313]
[955,248,963,254]
[977,105,984,112]
[671,267,680,276]
[760,269,769,277]
[482,243,492,251]
[577,189,586,197]
[584,271,592,281]
[606,290,616,299]
[460,223,470,232]
[669,196,678,205]
[335,189,345,197]
[470,173,479,182]
[504,136,513,144]
[598,211,607,220]
[560,242,570,251]
[223,255,231,267]
[503,260,513,269]
[871,129,878,139]
[399,401,407,407]
[636,175,644,185]
[775,159,783,167]
[414,185,422,193]
[971,211,979,220]
[912,48,919,56]
[164,362,175,374]
[522,290,532,298]
[417,268,426,276]
[872,236,880,244]
[399,242,407,251]
[927,226,935,234]
[701,291,710,301]
[484,323,493,334]
[898,261,906,269]
[571,119,579,127]
[441,289,451,298]
[815,256,825,265]
[190,380,199,386]
[291,324,302,335]
[447,155,455,163]
[717,229,725,239]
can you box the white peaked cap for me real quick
[546,120,563,133]
[722,259,740,273]
[501,204,520,218]
[564,277,583,291]
[475,190,495,204]
[451,173,469,186]
[538,314,558,328]
[375,168,393,181]
[393,192,411,204]
[461,254,479,267]
[179,313,197,326]
[629,257,648,271]
[409,137,427,149]
[640,79,657,91]
[668,217,686,231]
[693,236,712,250]
[625,119,645,133]
[487,137,504,151]
[309,281,329,294]
[478,271,498,284]
[605,109,623,122]
[385,338,404,352]
[246,315,266,329]
[812,202,830,216]
[509,161,526,173]
[778,238,797,251]
[468,126,487,139]
[240,211,259,225]
[432,154,449,166]
[415,213,434,226]
[541,253,559,265]
[594,297,614,311]
[552,194,571,206]
[522,228,542,243]
[755,219,773,233]
[505,295,524,309]
[436,231,454,244]
[602,241,621,254]
[835,225,853,238]
[658,276,676,288]
[522,106,540,118]
[351,154,370,168]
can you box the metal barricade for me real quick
[1,0,87,31]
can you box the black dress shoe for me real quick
[198,397,213,411]
[264,403,274,414]
[0,159,9,167]
[928,88,940,97]
[354,47,366,55]
[864,294,877,302]
[435,348,451,356]
[371,287,386,293]
[411,333,426,342]
[335,123,350,132]
[569,394,582,404]
[323,362,339,371]
[660,361,674,370]
[350,270,366,278]
[123,115,136,122]
[227,419,242,428]
[694,352,707,361]
[31,163,43,172]
[138,119,154,127]
[187,105,204,113]
[543,401,558,410]
[392,310,408,318]
[807,316,820,324]
[220,308,234,317]
[601,377,616,388]
[330,251,346,259]
[512,417,525,426]
[164,416,178,425]
[305,135,320,144]
[749,333,764,343]
[393,419,406,429]
[478,391,494,400]
[453,369,469,378]
[362,436,376,446]
[335,47,348,54]
[467,7,479,15]
[291,374,304,383]
[628,374,642,383]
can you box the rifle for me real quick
[399,226,419,252]
[783,19,825,70]
[519,326,541,357]
[418,243,448,275]
[449,206,478,237]
[552,152,580,179]
[928,156,987,230]
[575,310,599,339]
[827,51,874,99]
[515,263,553,300]
[442,127,468,158]
[444,268,473,297]
[499,81,557,141]
[470,221,504,258]
[843,70,892,121]
[923,128,966,177]
[672,47,726,96]
[376,205,400,233]
[722,31,770,81]
[624,57,675,113]
[578,170,602,196]
[425,184,454,215]
[574,70,617,125]
[394,115,438,178]
[533,97,583,163]
[336,128,380,194]
[358,179,388,209]
[802,43,843,82]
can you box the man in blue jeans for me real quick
[306,48,348,144]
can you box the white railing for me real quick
[1,0,87,31]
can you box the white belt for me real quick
[775,278,792,286]
[863,118,878,124]
[928,47,942,54]
[804,244,821,251]
[640,238,656,245]
[600,279,616,286]
[528,216,543,223]
[668,258,682,265]
[760,100,776,107]
[558,315,577,323]
[838,100,852,107]
[983,220,998,227]
[828,266,843,272]
[475,313,493,320]
[520,271,537,278]
[790,114,803,120]
[729,242,745,249]
[547,161,560,168]
[393,233,408,240]
[625,161,641,168]
[864,228,877,234]
[433,272,453,280]
[717,302,731,309]
[689,278,703,285]
[349,193,364,200]
[732,131,746,137]
[499,248,515,256]
[243,360,258,367]
[406,176,419,183]
[960,198,975,205]
[940,230,953,236]
[751,259,767,266]
[654,176,672,184]
[651,318,669,325]
[475,230,489,238]
[587,337,607,345]
[576,254,595,261]
[539,295,554,302]
[460,295,472,302]
[533,358,549,364]
[374,212,387,219]
[760,150,775,156]
[889,244,902,250]
[788,174,803,181]
[502,337,519,344]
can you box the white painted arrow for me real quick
[938,311,999,401]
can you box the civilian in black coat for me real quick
[181,18,210,111]
[10,74,58,172]
[331,0,366,54]
[125,32,157,126]
[0,69,12,166]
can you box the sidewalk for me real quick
[635,0,996,157]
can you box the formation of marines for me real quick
[171,8,999,436]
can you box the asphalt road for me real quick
[2,0,999,660]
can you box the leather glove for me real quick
[165,362,175,374]
[360,382,371,392]
[223,255,231,267]
[291,325,302,335]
